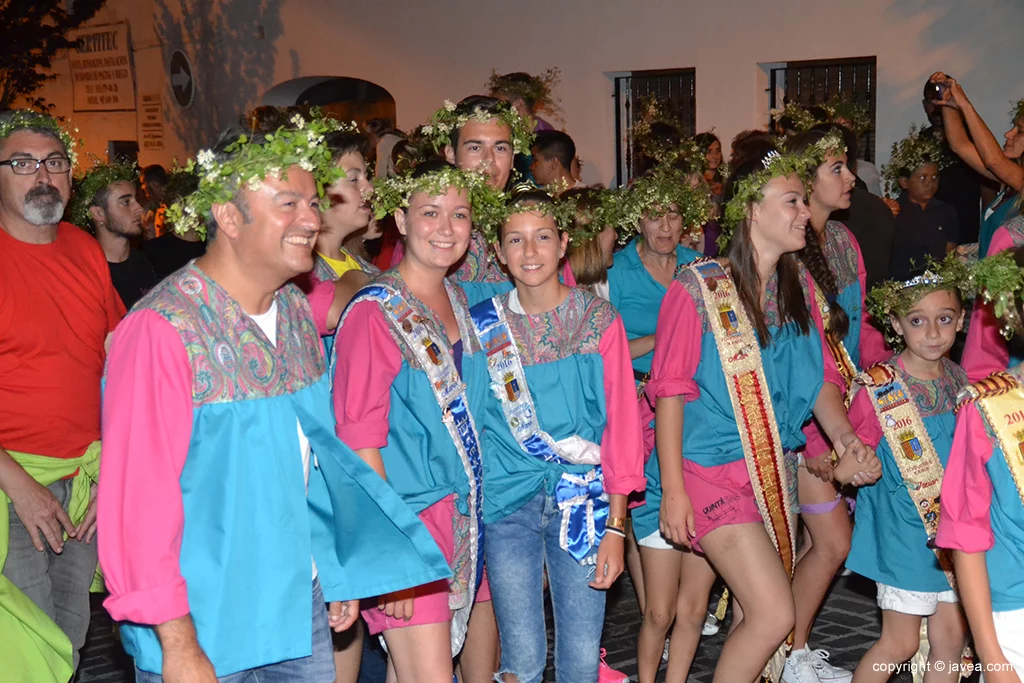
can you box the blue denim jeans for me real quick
[484,490,606,683]
[135,578,335,682]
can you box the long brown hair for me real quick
[722,146,812,346]
[563,188,609,286]
[785,126,851,342]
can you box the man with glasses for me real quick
[0,110,124,679]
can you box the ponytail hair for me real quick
[785,126,851,342]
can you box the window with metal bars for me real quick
[768,56,878,162]
[613,68,696,185]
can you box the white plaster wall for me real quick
[32,0,1024,185]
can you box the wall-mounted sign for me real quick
[67,23,136,112]
[139,94,165,152]
[169,50,195,109]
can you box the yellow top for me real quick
[319,248,364,278]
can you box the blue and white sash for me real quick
[330,282,483,656]
[469,295,608,565]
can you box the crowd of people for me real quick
[0,66,1023,683]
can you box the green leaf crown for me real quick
[770,103,819,132]
[372,164,506,236]
[486,69,560,113]
[881,125,951,197]
[68,160,138,231]
[971,250,1024,339]
[866,252,974,348]
[165,111,348,239]
[477,183,577,244]
[623,164,713,244]
[719,149,816,252]
[1011,98,1024,125]
[422,99,535,156]
[0,110,80,168]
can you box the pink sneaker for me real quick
[598,648,628,683]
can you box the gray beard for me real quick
[23,195,66,226]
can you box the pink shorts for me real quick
[362,494,491,634]
[682,458,764,552]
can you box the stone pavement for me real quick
[78,572,932,683]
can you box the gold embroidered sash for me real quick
[854,364,957,591]
[690,259,795,683]
[815,288,858,390]
[968,374,1024,509]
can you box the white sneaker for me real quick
[702,613,720,636]
[782,649,821,683]
[662,638,670,661]
[805,648,853,683]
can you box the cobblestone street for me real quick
[78,573,928,683]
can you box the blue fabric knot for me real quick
[826,293,838,306]
[553,467,609,564]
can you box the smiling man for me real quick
[69,163,159,309]
[98,116,450,683]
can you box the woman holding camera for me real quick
[927,72,1023,256]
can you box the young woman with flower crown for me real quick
[631,140,881,683]
[844,256,970,683]
[463,189,644,682]
[938,249,1024,683]
[330,159,504,683]
[780,125,891,683]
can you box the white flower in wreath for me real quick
[290,113,306,129]
[444,100,457,112]
[298,158,315,172]
[421,125,434,135]
[247,176,263,191]
[197,150,216,170]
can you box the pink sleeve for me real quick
[98,309,193,625]
[305,280,335,337]
[847,387,884,449]
[855,243,890,367]
[598,316,645,496]
[331,301,402,450]
[963,227,1015,383]
[561,261,577,288]
[808,276,845,390]
[645,280,702,402]
[390,241,405,268]
[802,420,832,460]
[936,404,995,552]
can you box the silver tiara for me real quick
[761,150,782,169]
[899,270,943,290]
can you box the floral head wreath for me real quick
[631,96,692,165]
[165,111,346,239]
[881,125,951,197]
[67,160,138,231]
[806,129,848,167]
[719,149,815,251]
[1011,99,1024,124]
[823,96,872,136]
[970,250,1024,339]
[770,103,819,133]
[422,99,535,156]
[480,185,577,244]
[486,69,560,113]
[622,165,713,245]
[866,252,973,349]
[372,164,506,236]
[0,110,80,168]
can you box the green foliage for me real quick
[0,109,79,165]
[487,69,560,113]
[881,125,951,197]
[67,159,137,230]
[624,165,712,245]
[866,252,974,349]
[0,0,106,110]
[422,99,535,156]
[972,250,1024,339]
[165,111,346,239]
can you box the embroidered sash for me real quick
[814,288,858,389]
[966,374,1024,509]
[854,364,957,590]
[331,282,483,656]
[469,297,608,564]
[690,259,796,683]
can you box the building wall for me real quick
[35,0,1024,186]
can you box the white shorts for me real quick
[637,529,684,551]
[876,582,958,616]
[982,608,1024,680]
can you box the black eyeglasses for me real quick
[0,157,72,175]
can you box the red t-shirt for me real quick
[0,222,125,458]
